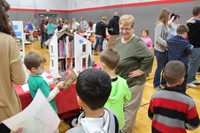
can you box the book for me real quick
[62,73,77,89]
[58,69,77,89]
[58,72,68,82]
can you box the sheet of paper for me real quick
[20,84,29,92]
[3,89,60,133]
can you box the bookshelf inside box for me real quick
[45,29,92,76]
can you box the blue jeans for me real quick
[93,36,104,52]
[187,48,200,83]
[153,49,168,88]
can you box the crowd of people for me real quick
[0,0,200,132]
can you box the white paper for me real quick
[20,84,29,92]
[3,89,60,133]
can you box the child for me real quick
[66,69,120,133]
[47,19,55,40]
[24,51,63,114]
[168,13,180,38]
[100,48,131,129]
[62,20,70,31]
[140,28,153,50]
[148,61,200,133]
[167,24,193,92]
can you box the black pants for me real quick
[177,65,188,93]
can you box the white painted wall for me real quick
[7,0,70,10]
[7,0,157,10]
[69,0,157,10]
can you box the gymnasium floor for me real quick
[25,40,200,133]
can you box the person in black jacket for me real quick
[107,12,120,48]
[93,16,107,54]
[186,6,200,88]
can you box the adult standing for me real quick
[46,19,55,40]
[113,15,154,133]
[187,6,200,88]
[93,16,107,54]
[55,17,63,31]
[79,17,89,33]
[107,12,120,48]
[153,8,171,90]
[25,18,35,42]
[0,0,25,123]
[39,19,47,48]
[71,17,80,32]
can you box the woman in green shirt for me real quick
[113,15,154,133]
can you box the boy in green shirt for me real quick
[24,51,63,114]
[100,48,131,129]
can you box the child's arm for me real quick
[124,83,131,104]
[148,99,154,120]
[148,38,153,50]
[186,17,196,24]
[44,76,61,86]
[184,43,193,55]
[185,104,200,130]
[168,16,175,26]
[47,81,63,102]
[44,78,54,85]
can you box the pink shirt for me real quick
[141,37,153,49]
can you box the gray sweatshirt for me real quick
[154,22,170,52]
[66,109,120,133]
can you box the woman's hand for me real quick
[129,69,144,78]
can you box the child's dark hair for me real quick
[176,24,189,35]
[163,61,186,85]
[76,69,111,110]
[170,13,180,20]
[24,51,46,70]
[141,28,149,36]
[100,48,120,70]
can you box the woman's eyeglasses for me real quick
[120,27,132,32]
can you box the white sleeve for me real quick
[43,77,54,85]
[47,87,60,102]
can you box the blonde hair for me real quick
[156,8,171,27]
[102,16,107,21]
[119,15,135,27]
[176,24,189,34]
[100,48,120,70]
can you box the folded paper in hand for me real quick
[3,89,60,133]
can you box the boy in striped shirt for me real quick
[148,61,199,133]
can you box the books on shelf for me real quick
[48,29,92,76]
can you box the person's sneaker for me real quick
[187,83,197,88]
[92,50,96,55]
[196,72,200,75]
[192,80,200,84]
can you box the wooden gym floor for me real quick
[25,41,200,133]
